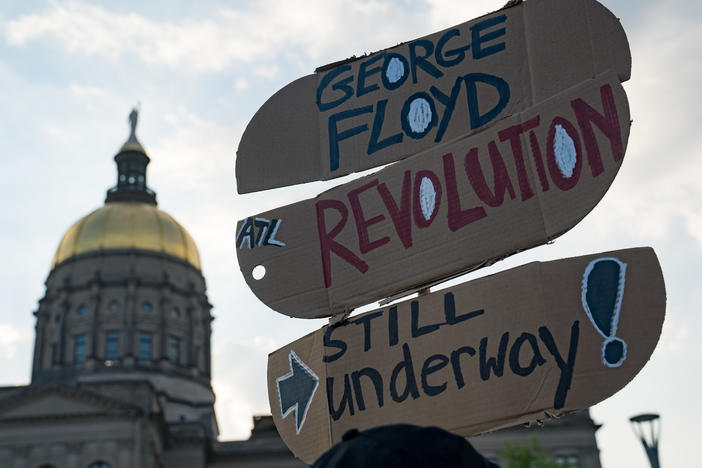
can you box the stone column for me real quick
[59,298,69,365]
[203,299,213,378]
[187,305,195,369]
[87,272,102,365]
[124,275,137,365]
[158,276,170,364]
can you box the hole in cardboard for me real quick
[252,265,266,280]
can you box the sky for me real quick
[0,0,700,466]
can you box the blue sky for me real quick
[1,1,700,467]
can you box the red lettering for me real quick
[378,171,413,249]
[348,179,390,254]
[571,84,623,177]
[546,117,582,191]
[413,170,442,229]
[442,153,487,232]
[316,199,369,288]
[464,143,516,207]
[498,116,540,201]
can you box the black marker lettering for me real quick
[352,311,383,352]
[479,332,509,380]
[421,353,450,396]
[351,367,384,411]
[509,332,546,376]
[327,374,355,421]
[390,343,420,403]
[538,321,580,410]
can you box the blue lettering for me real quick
[430,78,463,143]
[357,53,384,97]
[435,28,470,67]
[328,105,374,171]
[317,65,354,112]
[401,92,438,140]
[471,15,507,59]
[464,73,510,129]
[409,39,443,84]
[368,99,403,154]
[381,53,409,90]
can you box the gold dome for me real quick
[52,202,201,271]
[119,135,147,154]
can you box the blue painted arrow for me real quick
[277,350,319,434]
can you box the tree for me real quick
[499,438,576,468]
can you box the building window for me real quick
[170,307,181,319]
[555,454,580,468]
[139,332,152,360]
[74,335,87,364]
[108,300,120,312]
[167,336,180,364]
[141,301,153,313]
[105,331,119,360]
[76,304,88,316]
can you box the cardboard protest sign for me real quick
[267,247,666,464]
[237,72,630,318]
[236,0,630,193]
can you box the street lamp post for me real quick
[629,413,661,468]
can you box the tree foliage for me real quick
[499,438,575,468]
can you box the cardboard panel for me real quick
[237,73,630,318]
[236,0,630,193]
[267,247,666,464]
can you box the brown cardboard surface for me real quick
[267,247,666,464]
[237,72,630,318]
[236,0,630,193]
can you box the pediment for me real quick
[0,384,139,420]
[0,393,105,419]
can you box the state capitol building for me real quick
[0,112,602,467]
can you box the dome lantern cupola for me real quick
[105,107,157,205]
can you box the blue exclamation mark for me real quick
[581,257,628,367]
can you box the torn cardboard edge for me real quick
[236,0,630,193]
[267,247,666,464]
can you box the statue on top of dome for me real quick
[128,105,139,139]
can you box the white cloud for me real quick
[3,1,502,74]
[147,108,235,191]
[252,65,281,80]
[0,323,32,360]
[425,0,503,30]
[5,2,264,71]
[234,78,250,91]
[570,4,702,251]
[69,84,106,98]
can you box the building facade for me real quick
[0,113,602,467]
